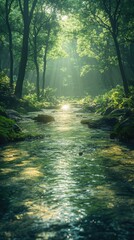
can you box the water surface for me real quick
[0,107,134,239]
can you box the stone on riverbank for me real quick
[110,116,134,141]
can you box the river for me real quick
[0,106,134,240]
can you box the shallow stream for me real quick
[0,106,134,239]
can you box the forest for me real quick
[0,0,134,239]
[0,0,134,141]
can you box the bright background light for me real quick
[61,104,70,111]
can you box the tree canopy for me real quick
[0,0,134,98]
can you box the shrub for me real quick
[94,85,134,113]
[0,72,12,94]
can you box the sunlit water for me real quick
[0,106,134,240]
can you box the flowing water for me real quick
[0,106,134,240]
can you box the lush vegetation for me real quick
[0,0,134,143]
[0,0,134,99]
[94,86,134,114]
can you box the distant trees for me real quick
[0,0,134,98]
[0,0,68,99]
[29,5,59,100]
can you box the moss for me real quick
[111,116,134,141]
[0,116,16,143]
[81,117,118,129]
[0,116,44,145]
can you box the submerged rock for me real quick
[34,114,55,123]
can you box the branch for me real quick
[7,0,14,14]
[92,13,112,34]
[114,0,121,21]
[18,0,23,15]
[103,0,111,14]
[29,0,38,22]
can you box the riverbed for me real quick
[0,106,134,239]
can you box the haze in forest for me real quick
[0,0,133,100]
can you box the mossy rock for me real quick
[0,116,16,143]
[0,116,24,144]
[110,116,134,141]
[33,114,55,123]
[0,116,44,144]
[81,117,118,129]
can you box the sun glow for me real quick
[61,15,68,21]
[61,104,70,111]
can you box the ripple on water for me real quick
[0,108,134,240]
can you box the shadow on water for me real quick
[0,108,134,240]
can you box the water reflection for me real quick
[61,104,70,111]
[0,107,134,239]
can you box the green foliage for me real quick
[94,85,134,113]
[0,116,16,143]
[23,87,57,109]
[0,72,11,93]
[79,95,92,106]
[23,93,38,104]
[23,81,36,95]
[0,105,7,117]
[43,87,57,102]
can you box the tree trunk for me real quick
[42,50,47,93]
[113,33,129,96]
[0,44,3,71]
[15,23,29,98]
[42,28,51,93]
[34,50,40,101]
[15,0,37,98]
[5,0,14,89]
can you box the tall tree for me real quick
[42,12,59,93]
[15,0,38,98]
[78,0,131,96]
[29,8,45,100]
[5,0,14,89]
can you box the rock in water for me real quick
[34,114,55,123]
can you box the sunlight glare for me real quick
[61,104,70,111]
[61,15,68,21]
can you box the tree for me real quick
[15,0,38,98]
[42,11,59,93]
[29,7,45,100]
[78,0,132,96]
[5,0,14,89]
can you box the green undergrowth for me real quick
[93,85,134,113]
[0,116,20,144]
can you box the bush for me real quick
[23,87,58,109]
[94,85,134,113]
[0,72,12,94]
